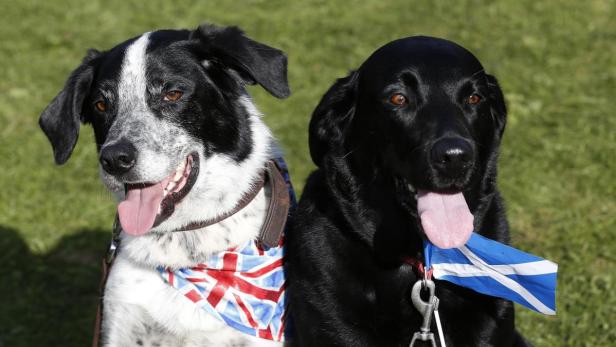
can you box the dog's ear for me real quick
[309,71,359,167]
[190,24,290,99]
[39,49,100,164]
[486,74,507,139]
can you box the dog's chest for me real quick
[102,191,283,346]
[103,254,282,347]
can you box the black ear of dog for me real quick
[486,74,507,139]
[309,71,359,167]
[39,49,100,164]
[190,24,290,99]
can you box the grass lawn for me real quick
[1,0,615,345]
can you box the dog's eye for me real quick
[389,93,408,106]
[467,94,482,105]
[95,101,107,112]
[164,90,184,102]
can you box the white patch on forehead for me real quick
[118,33,151,113]
[100,32,186,191]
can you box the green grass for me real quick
[1,0,615,345]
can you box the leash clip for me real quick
[410,278,446,347]
[410,279,437,347]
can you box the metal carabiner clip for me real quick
[410,279,438,347]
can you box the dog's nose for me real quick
[430,138,474,175]
[100,142,137,175]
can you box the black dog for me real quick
[286,37,530,346]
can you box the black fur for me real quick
[286,37,530,346]
[190,24,290,99]
[39,23,289,164]
[39,51,99,164]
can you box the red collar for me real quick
[403,256,433,280]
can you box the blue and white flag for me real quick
[424,233,558,315]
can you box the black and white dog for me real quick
[40,24,291,346]
[286,37,531,346]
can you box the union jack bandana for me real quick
[158,241,288,341]
[158,158,295,341]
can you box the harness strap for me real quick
[257,160,291,248]
[171,172,266,232]
[91,258,110,347]
[169,160,290,248]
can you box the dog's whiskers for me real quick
[342,149,355,159]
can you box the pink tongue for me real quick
[118,179,169,236]
[417,190,474,249]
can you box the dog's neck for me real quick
[119,189,269,269]
[118,99,277,269]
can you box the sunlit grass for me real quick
[0,0,614,345]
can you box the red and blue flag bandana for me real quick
[159,158,294,341]
[159,240,288,341]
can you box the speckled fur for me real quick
[39,24,290,347]
[99,33,284,347]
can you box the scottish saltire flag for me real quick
[159,240,288,341]
[424,233,558,315]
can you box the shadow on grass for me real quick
[0,225,109,347]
